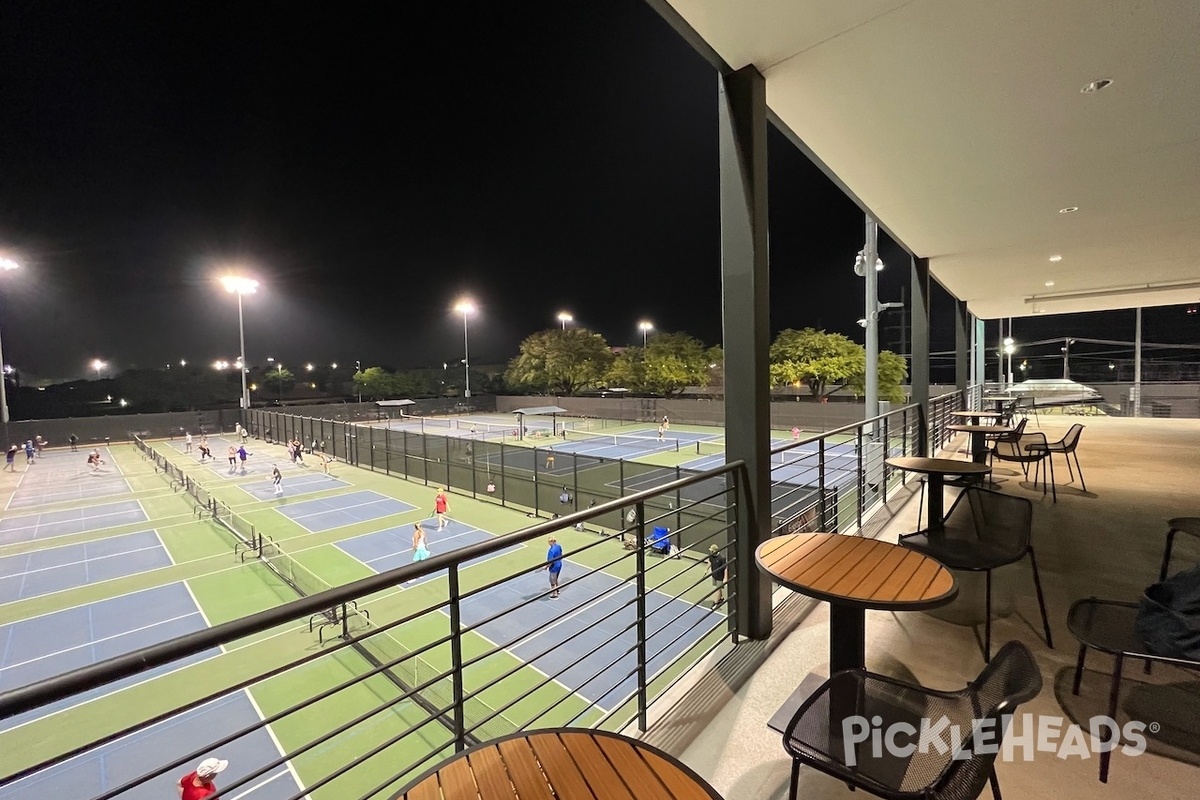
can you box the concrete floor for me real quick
[651,415,1200,799]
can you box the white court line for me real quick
[357,523,479,565]
[0,505,147,536]
[0,543,163,579]
[0,611,202,674]
[242,689,310,799]
[180,580,221,654]
[155,529,176,566]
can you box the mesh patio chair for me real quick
[782,641,1042,800]
[1067,598,1200,782]
[1160,517,1200,581]
[990,430,1055,501]
[901,487,1052,661]
[1024,423,1086,492]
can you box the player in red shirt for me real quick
[178,757,227,799]
[434,488,450,531]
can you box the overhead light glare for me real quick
[1058,207,1079,214]
[1044,280,1055,287]
[1081,78,1113,94]
[1049,255,1062,263]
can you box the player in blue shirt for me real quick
[544,536,564,599]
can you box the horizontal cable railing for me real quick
[0,443,745,800]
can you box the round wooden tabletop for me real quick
[755,532,957,611]
[885,456,992,476]
[948,410,1003,418]
[395,728,723,800]
[947,424,1013,433]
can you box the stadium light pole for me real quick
[557,311,573,330]
[638,320,653,347]
[221,275,258,418]
[1003,337,1016,386]
[0,257,19,425]
[853,218,886,422]
[454,299,476,398]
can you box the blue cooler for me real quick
[651,526,671,555]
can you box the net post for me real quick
[448,565,467,751]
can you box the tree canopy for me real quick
[504,329,615,395]
[769,327,907,401]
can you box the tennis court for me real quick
[6,448,129,509]
[0,500,148,546]
[0,582,213,731]
[682,438,861,486]
[272,490,416,534]
[0,691,302,800]
[239,473,348,501]
[0,530,171,603]
[336,519,721,713]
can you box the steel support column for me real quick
[719,65,772,640]
[910,257,931,454]
[974,317,986,391]
[954,299,970,395]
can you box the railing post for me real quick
[855,427,864,531]
[448,566,467,751]
[635,500,648,732]
[881,415,889,503]
[818,439,828,530]
[917,404,929,457]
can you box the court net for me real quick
[558,429,680,453]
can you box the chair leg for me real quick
[917,480,925,530]
[789,758,800,800]
[1047,455,1057,502]
[989,768,1002,800]
[1063,450,1074,482]
[1100,655,1124,783]
[1160,529,1177,582]
[1027,548,1053,648]
[984,570,993,662]
[1074,451,1086,492]
[1072,643,1087,694]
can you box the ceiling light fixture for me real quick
[1049,255,1062,262]
[1058,207,1079,214]
[1044,281,1055,287]
[1025,280,1200,305]
[1081,78,1113,94]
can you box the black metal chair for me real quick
[1025,423,1086,492]
[782,641,1042,800]
[990,430,1055,501]
[1158,517,1200,581]
[1067,598,1200,783]
[900,487,1052,662]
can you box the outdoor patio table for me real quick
[948,409,1004,425]
[885,457,991,535]
[755,532,957,675]
[983,395,1018,413]
[947,423,1012,464]
[393,728,723,799]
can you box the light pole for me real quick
[355,359,362,403]
[0,257,19,425]
[853,218,892,422]
[221,275,258,418]
[91,358,108,379]
[454,299,476,398]
[557,311,573,330]
[267,356,282,404]
[638,320,653,348]
[1003,337,1016,386]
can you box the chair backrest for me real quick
[932,642,1043,800]
[993,417,1027,443]
[993,430,1045,463]
[1060,423,1085,451]
[966,487,1033,555]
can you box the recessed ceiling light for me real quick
[1059,207,1079,214]
[1049,255,1062,262]
[1045,280,1055,287]
[1081,78,1113,94]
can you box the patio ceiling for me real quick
[659,0,1200,319]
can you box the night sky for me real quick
[1,2,1192,384]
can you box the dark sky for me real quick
[1,1,1193,383]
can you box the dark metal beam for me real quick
[910,257,931,455]
[955,300,971,393]
[719,65,772,640]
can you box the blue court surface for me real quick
[0,582,213,731]
[0,690,302,800]
[164,436,307,479]
[460,565,720,712]
[0,500,148,546]
[682,439,862,487]
[239,472,348,501]
[274,490,415,533]
[7,450,130,510]
[0,531,171,604]
[336,519,522,583]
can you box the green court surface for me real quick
[0,429,726,796]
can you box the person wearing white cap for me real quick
[177,756,228,799]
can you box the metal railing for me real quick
[1,443,744,800]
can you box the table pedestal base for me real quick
[924,566,1015,626]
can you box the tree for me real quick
[845,349,909,403]
[354,367,396,400]
[703,345,724,391]
[769,328,861,399]
[504,329,614,395]
[262,366,296,397]
[641,332,712,396]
